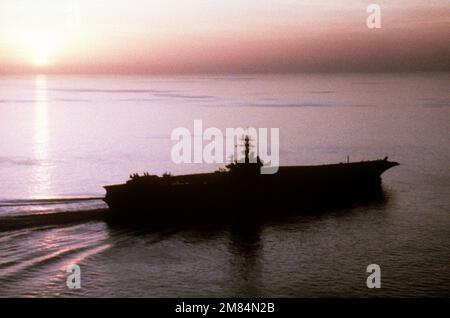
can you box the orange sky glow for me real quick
[0,0,448,74]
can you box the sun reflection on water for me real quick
[33,75,51,198]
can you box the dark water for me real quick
[0,73,449,297]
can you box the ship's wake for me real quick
[0,197,108,232]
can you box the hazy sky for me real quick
[0,0,448,73]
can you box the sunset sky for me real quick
[0,0,448,74]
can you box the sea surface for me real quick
[0,73,449,297]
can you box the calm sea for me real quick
[0,73,449,297]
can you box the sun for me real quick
[33,50,49,66]
[23,31,56,67]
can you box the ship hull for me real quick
[103,160,398,224]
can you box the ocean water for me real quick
[0,73,449,297]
